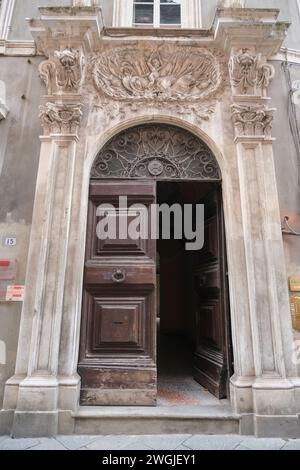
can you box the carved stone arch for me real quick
[91,124,221,181]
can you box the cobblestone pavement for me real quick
[0,434,300,450]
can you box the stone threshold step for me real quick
[73,406,241,435]
[74,405,237,419]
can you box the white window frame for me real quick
[0,0,15,40]
[133,0,181,28]
[113,0,202,29]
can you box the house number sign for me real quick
[3,237,17,247]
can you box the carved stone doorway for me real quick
[78,124,232,406]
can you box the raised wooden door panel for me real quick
[78,181,157,406]
[84,292,152,355]
[86,181,156,261]
[193,187,231,399]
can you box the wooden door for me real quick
[193,186,233,399]
[78,181,157,406]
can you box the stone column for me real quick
[228,46,300,436]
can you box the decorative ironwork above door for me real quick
[91,125,221,181]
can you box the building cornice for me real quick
[0,39,36,56]
[0,6,299,66]
[272,47,300,65]
[1,41,300,65]
[213,8,290,57]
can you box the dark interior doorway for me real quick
[156,181,233,404]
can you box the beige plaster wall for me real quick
[0,57,43,408]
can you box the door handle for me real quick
[111,269,126,283]
[199,275,207,287]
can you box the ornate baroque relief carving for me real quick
[91,46,224,102]
[88,45,227,122]
[39,48,84,94]
[93,99,216,123]
[229,49,275,95]
[231,104,274,137]
[91,124,221,181]
[39,102,83,135]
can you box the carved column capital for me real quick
[39,102,83,136]
[231,103,275,140]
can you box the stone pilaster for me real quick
[216,9,300,437]
[3,7,101,438]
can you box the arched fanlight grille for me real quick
[91,124,221,181]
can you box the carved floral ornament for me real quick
[91,124,221,181]
[231,104,275,138]
[229,49,275,95]
[39,48,84,94]
[88,45,227,121]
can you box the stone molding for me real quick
[0,39,36,56]
[27,7,103,59]
[214,8,290,57]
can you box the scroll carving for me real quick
[39,60,57,95]
[89,46,226,104]
[93,99,215,124]
[231,104,274,137]
[39,102,83,135]
[229,49,275,95]
[39,48,84,94]
[91,124,221,181]
[54,48,82,90]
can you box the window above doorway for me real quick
[113,0,202,29]
[133,0,181,28]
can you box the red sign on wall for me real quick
[0,260,17,301]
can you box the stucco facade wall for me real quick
[8,0,71,41]
[0,57,43,408]
[269,60,300,350]
[270,62,300,276]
